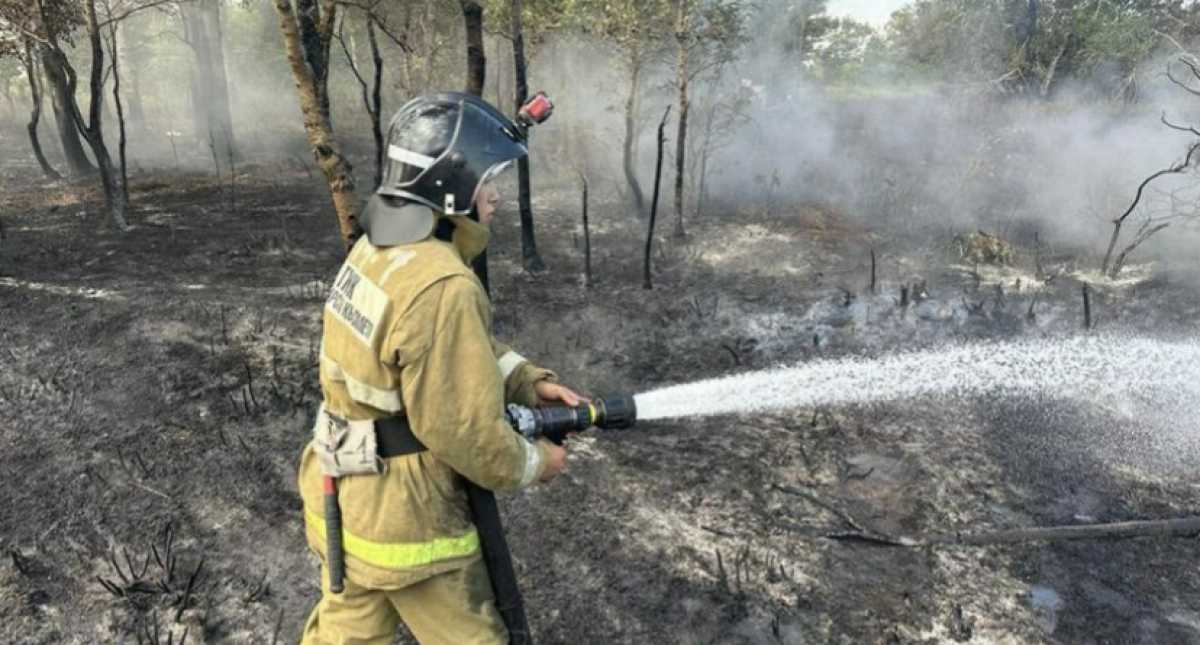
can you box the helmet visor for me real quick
[471,159,516,209]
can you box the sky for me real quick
[826,0,911,26]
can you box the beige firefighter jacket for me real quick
[298,214,556,590]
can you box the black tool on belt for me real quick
[322,417,429,596]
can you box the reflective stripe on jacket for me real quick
[298,218,555,589]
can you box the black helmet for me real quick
[361,92,529,246]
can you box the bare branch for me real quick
[331,0,410,52]
[330,0,380,10]
[1113,141,1200,226]
[333,16,368,90]
[367,13,410,52]
[1165,62,1200,97]
[97,0,176,28]
[1180,56,1200,82]
[1160,112,1200,138]
[1153,29,1192,57]
[0,17,50,45]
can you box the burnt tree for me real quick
[104,12,130,209]
[180,0,236,171]
[672,0,690,238]
[1100,136,1200,278]
[275,0,362,249]
[19,37,61,179]
[622,44,646,215]
[580,171,592,288]
[336,13,384,188]
[510,0,544,271]
[644,105,671,290]
[459,0,490,293]
[40,52,94,176]
[72,0,128,228]
[33,0,95,177]
[461,1,485,96]
[336,3,410,189]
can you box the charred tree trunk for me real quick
[644,105,671,290]
[338,15,384,189]
[695,92,719,217]
[106,19,130,208]
[492,35,504,109]
[580,172,591,288]
[367,20,383,189]
[511,0,544,272]
[73,0,128,229]
[459,0,490,293]
[205,0,236,164]
[40,47,94,177]
[672,0,691,238]
[1111,221,1171,278]
[295,0,335,120]
[461,1,486,97]
[622,49,646,217]
[422,0,436,89]
[20,39,61,180]
[274,0,362,249]
[181,0,237,171]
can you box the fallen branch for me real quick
[932,516,1200,545]
[824,530,916,547]
[771,483,872,535]
[826,516,1200,548]
[701,524,735,538]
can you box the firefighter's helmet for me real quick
[360,92,551,246]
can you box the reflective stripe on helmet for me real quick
[497,351,526,380]
[388,145,437,169]
[307,510,480,569]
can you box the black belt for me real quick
[375,416,428,458]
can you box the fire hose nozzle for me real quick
[593,394,636,429]
[506,394,637,445]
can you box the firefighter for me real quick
[298,92,579,644]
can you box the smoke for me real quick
[4,0,1200,276]
[524,23,1200,274]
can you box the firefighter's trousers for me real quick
[300,557,507,645]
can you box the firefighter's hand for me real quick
[534,381,587,407]
[538,440,567,483]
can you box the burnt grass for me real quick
[1,159,1199,645]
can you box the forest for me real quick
[2,0,1200,643]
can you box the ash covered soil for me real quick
[1,161,1198,645]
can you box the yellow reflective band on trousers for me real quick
[306,510,480,569]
